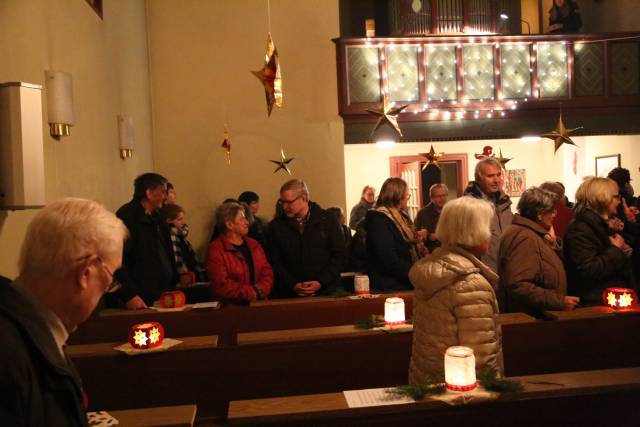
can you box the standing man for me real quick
[415,183,449,253]
[115,173,174,308]
[0,198,128,426]
[464,158,513,274]
[268,179,346,297]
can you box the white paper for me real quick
[192,301,220,310]
[113,338,183,356]
[343,388,414,408]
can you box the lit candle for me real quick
[384,297,405,326]
[603,287,637,309]
[444,346,477,391]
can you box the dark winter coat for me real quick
[365,210,414,292]
[349,199,373,230]
[267,202,346,297]
[415,202,442,253]
[564,208,635,304]
[498,215,566,317]
[0,285,88,427]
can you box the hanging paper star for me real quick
[366,94,409,138]
[269,148,294,175]
[133,330,148,347]
[496,148,513,169]
[474,145,494,160]
[221,125,231,165]
[251,33,283,117]
[420,145,443,170]
[541,114,583,153]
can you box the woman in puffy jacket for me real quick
[408,196,503,385]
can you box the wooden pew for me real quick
[69,292,415,346]
[108,404,197,427]
[226,368,640,426]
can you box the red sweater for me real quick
[553,203,574,240]
[207,235,273,303]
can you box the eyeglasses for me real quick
[97,257,122,294]
[279,196,301,206]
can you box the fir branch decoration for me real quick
[477,366,524,393]
[386,374,446,400]
[354,314,385,329]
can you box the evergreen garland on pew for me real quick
[477,366,524,393]
[354,314,386,329]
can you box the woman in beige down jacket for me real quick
[409,196,503,385]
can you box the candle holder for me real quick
[384,297,406,326]
[444,346,477,391]
[602,287,637,309]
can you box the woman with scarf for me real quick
[365,178,424,291]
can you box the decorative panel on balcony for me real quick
[611,42,640,96]
[463,44,494,100]
[347,46,381,104]
[574,42,604,97]
[537,42,568,98]
[387,46,420,102]
[501,44,531,99]
[426,45,457,100]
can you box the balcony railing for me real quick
[334,33,640,126]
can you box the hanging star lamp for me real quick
[269,148,295,175]
[420,145,443,170]
[251,33,282,117]
[496,148,512,169]
[541,113,583,153]
[366,93,408,138]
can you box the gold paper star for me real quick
[221,125,231,165]
[607,292,617,307]
[149,327,161,344]
[251,33,282,117]
[619,293,633,308]
[420,145,443,170]
[133,330,148,347]
[496,148,513,168]
[269,148,294,175]
[366,94,408,137]
[541,114,583,153]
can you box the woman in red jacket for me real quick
[207,202,273,303]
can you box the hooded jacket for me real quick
[408,246,503,385]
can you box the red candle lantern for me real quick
[602,287,638,309]
[179,271,195,287]
[160,290,186,308]
[128,322,165,349]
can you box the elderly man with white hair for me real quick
[0,198,128,426]
[408,196,503,385]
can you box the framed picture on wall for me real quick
[595,154,621,177]
[504,169,526,197]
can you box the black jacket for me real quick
[267,202,346,297]
[365,210,414,292]
[0,284,88,427]
[115,199,175,305]
[564,208,635,304]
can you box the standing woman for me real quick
[547,0,581,33]
[564,177,635,305]
[349,185,376,230]
[365,178,423,291]
[498,187,579,318]
[409,197,502,384]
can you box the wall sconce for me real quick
[117,115,135,159]
[128,322,165,349]
[44,70,75,138]
[0,82,46,210]
[500,13,531,35]
[384,297,406,326]
[444,346,477,391]
[603,287,637,309]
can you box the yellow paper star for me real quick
[496,148,513,168]
[221,125,231,165]
[420,145,443,170]
[607,292,617,307]
[133,329,148,347]
[366,94,408,138]
[619,292,633,308]
[149,327,161,344]
[541,114,583,153]
[251,33,282,117]
[269,148,295,175]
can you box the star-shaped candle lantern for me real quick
[159,291,186,309]
[128,322,165,350]
[496,148,513,169]
[602,287,637,310]
[420,145,443,170]
[541,114,583,153]
[251,33,283,117]
[221,125,231,165]
[270,148,295,175]
[366,94,408,138]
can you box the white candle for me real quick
[444,346,477,391]
[384,297,405,325]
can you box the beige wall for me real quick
[147,0,345,256]
[0,0,154,278]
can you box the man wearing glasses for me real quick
[114,172,175,309]
[0,198,128,426]
[267,179,346,298]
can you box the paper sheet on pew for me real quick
[113,338,183,356]
[87,411,118,426]
[343,388,414,408]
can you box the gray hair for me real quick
[517,187,557,221]
[215,202,245,231]
[19,198,128,279]
[474,157,503,181]
[436,196,493,247]
[539,181,565,199]
[280,179,309,200]
[429,183,449,197]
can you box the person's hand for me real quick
[418,241,429,257]
[544,226,557,247]
[417,229,428,241]
[294,281,321,297]
[563,296,580,311]
[609,234,625,249]
[547,23,562,32]
[428,232,439,242]
[622,199,637,223]
[126,296,147,310]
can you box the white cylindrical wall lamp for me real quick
[44,70,75,138]
[117,115,135,159]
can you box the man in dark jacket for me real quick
[0,198,128,426]
[268,179,346,297]
[415,183,448,253]
[464,157,513,274]
[114,173,175,308]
